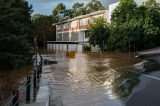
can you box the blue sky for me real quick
[27,0,118,15]
[26,0,160,15]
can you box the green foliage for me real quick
[0,0,33,68]
[72,2,86,16]
[52,3,66,22]
[63,9,74,20]
[85,0,105,14]
[32,14,56,48]
[51,0,105,21]
[111,0,137,25]
[89,17,110,51]
[108,0,160,52]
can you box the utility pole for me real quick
[44,31,46,54]
[34,37,38,88]
[34,38,38,70]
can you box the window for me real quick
[71,21,77,28]
[80,18,89,26]
[63,23,69,29]
[56,25,61,30]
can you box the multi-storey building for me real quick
[47,2,119,52]
[55,10,108,43]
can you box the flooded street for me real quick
[0,66,33,105]
[34,52,150,106]
[1,51,160,106]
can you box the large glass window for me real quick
[71,21,77,28]
[57,33,62,41]
[80,18,89,26]
[63,32,69,41]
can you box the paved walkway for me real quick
[21,101,49,106]
[137,47,160,58]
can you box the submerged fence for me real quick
[3,55,43,106]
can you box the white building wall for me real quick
[108,2,119,22]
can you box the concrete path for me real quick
[21,101,49,106]
[137,47,160,58]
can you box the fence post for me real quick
[33,70,37,88]
[12,90,19,106]
[37,65,40,79]
[26,76,31,101]
[39,64,42,73]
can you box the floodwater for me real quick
[34,52,151,106]
[2,51,160,106]
[0,66,33,105]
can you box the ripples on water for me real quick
[40,52,142,106]
[0,52,143,106]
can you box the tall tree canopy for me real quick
[85,0,105,13]
[32,14,56,48]
[111,0,137,25]
[108,0,160,52]
[72,2,86,16]
[52,0,105,21]
[52,3,66,22]
[0,0,32,68]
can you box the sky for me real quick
[26,0,160,15]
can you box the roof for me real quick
[53,10,108,25]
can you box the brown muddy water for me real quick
[30,52,147,106]
[2,52,160,106]
[0,66,33,105]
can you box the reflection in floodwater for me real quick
[38,52,143,106]
[85,54,140,101]
[1,52,154,106]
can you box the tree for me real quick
[0,0,33,68]
[108,0,160,52]
[72,2,86,16]
[32,14,56,48]
[52,3,66,22]
[64,9,74,20]
[89,17,110,51]
[143,0,160,48]
[71,0,105,17]
[85,0,105,14]
[111,0,137,26]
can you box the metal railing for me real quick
[3,55,43,106]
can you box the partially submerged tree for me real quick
[89,17,110,51]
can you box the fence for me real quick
[3,55,43,106]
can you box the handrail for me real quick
[3,55,43,106]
